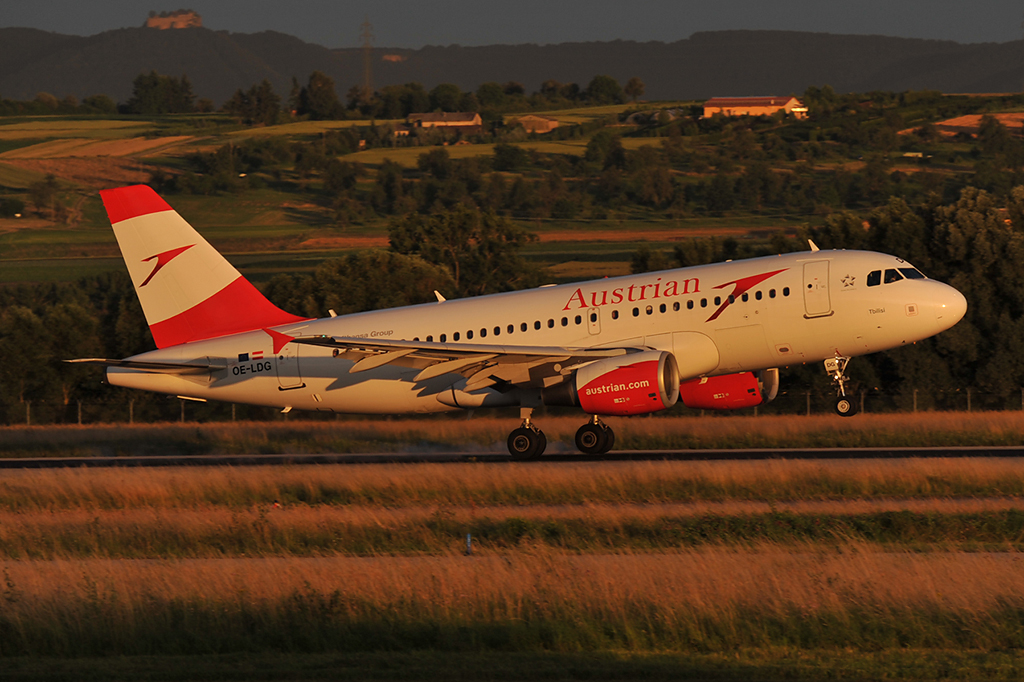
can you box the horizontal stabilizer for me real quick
[66,357,226,375]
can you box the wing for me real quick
[293,335,640,391]
[65,357,227,376]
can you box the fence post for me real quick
[805,391,811,416]
[232,404,236,421]
[913,389,918,413]
[967,388,972,413]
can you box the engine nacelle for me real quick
[679,369,777,411]
[544,350,679,416]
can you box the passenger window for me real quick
[590,312,597,322]
[755,291,762,300]
[673,302,680,311]
[453,332,460,341]
[426,335,433,342]
[479,328,486,338]
[741,293,748,302]
[659,303,666,313]
[884,269,903,284]
[612,310,619,320]
[494,326,501,336]
[899,268,925,280]
[687,300,694,310]
[867,270,882,287]
[414,337,419,342]
[440,334,446,342]
[547,319,554,328]
[646,305,653,315]
[467,330,474,339]
[520,323,527,332]
[633,307,640,317]
[700,299,707,308]
[574,315,582,325]
[714,296,721,306]
[561,317,568,327]
[783,287,790,297]
[535,321,541,330]
[769,289,776,298]
[728,295,735,304]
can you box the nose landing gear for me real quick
[575,416,615,455]
[825,355,858,417]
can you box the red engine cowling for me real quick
[679,371,763,410]
[568,350,680,416]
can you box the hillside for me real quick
[2,26,1024,105]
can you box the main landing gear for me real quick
[507,409,616,459]
[575,415,615,455]
[507,407,547,460]
[825,355,858,417]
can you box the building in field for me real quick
[703,96,807,119]
[510,114,559,134]
[407,112,482,128]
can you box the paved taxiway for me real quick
[2,446,1024,468]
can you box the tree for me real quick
[624,76,645,103]
[300,71,342,120]
[585,75,623,104]
[429,83,462,112]
[265,251,456,318]
[126,71,195,114]
[388,205,539,296]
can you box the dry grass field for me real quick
[4,440,1024,677]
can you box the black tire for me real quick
[575,423,607,454]
[834,396,858,417]
[508,427,545,459]
[600,427,615,454]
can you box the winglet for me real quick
[435,290,446,303]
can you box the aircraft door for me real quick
[276,343,304,390]
[587,307,601,335]
[803,260,832,317]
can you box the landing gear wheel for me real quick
[508,427,546,460]
[601,428,615,454]
[575,418,615,455]
[834,396,858,417]
[575,424,607,454]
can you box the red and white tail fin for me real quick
[100,185,306,348]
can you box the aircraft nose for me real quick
[937,284,967,327]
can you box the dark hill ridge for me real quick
[1,26,1023,105]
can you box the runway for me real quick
[2,445,1024,468]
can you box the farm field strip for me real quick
[5,547,1024,659]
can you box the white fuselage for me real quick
[107,249,967,414]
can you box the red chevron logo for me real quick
[140,244,195,287]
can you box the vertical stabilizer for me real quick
[100,185,306,348]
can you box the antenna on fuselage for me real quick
[808,239,820,252]
[434,290,446,303]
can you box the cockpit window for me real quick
[867,270,881,287]
[899,268,925,280]
[884,269,903,284]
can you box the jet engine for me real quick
[543,350,679,416]
[679,368,779,410]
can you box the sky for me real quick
[4,0,1024,48]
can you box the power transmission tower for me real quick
[360,16,374,103]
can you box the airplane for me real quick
[71,185,968,458]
